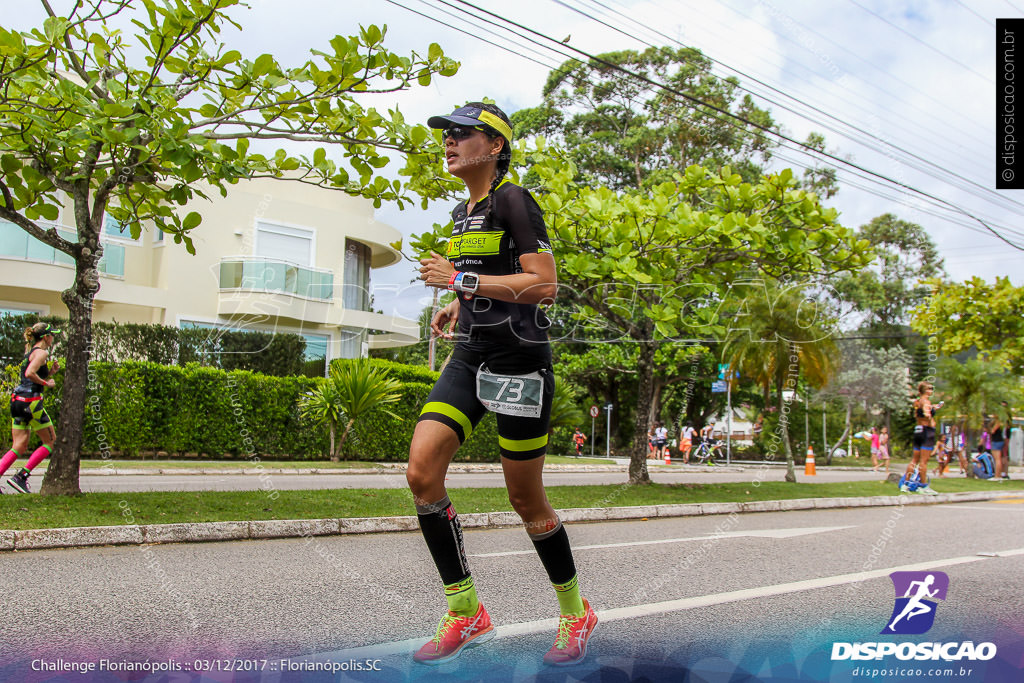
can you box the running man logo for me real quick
[881,571,949,635]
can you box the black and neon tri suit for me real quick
[912,403,936,451]
[445,178,553,344]
[11,348,52,431]
[419,179,556,461]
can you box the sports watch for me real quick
[451,271,480,295]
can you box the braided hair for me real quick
[465,102,512,226]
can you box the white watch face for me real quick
[463,274,479,292]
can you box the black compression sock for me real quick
[416,495,470,585]
[529,520,577,585]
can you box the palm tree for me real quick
[723,283,837,481]
[300,360,404,460]
[937,357,1016,451]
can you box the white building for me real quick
[0,178,418,364]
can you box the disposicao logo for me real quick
[831,570,997,662]
[882,571,948,635]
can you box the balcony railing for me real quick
[0,220,125,277]
[219,257,334,301]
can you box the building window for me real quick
[337,327,367,359]
[255,221,314,266]
[103,213,139,241]
[342,239,370,311]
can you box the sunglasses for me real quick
[442,125,484,142]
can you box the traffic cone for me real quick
[804,445,817,475]
[665,450,671,465]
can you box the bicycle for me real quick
[690,439,723,466]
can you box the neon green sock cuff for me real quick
[552,574,585,617]
[444,575,480,617]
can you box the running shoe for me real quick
[7,471,30,494]
[413,603,494,665]
[899,484,911,493]
[543,598,598,667]
[917,485,938,496]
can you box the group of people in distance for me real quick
[646,420,719,462]
[898,381,1012,494]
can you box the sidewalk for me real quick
[3,489,1021,553]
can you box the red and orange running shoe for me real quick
[543,598,598,666]
[413,603,495,665]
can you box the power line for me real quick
[952,0,995,26]
[846,0,993,83]
[448,0,1024,250]
[625,0,991,168]
[719,0,988,142]
[561,0,1024,218]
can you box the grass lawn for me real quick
[74,454,612,470]
[1,479,1020,531]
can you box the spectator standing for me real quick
[680,423,695,463]
[901,382,943,495]
[870,427,881,472]
[878,426,891,474]
[572,428,587,457]
[653,421,669,460]
[934,434,950,477]
[950,425,968,476]
[990,401,1010,480]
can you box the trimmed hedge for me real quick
[331,357,440,385]
[0,315,310,377]
[0,360,501,462]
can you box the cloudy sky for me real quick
[297,0,1018,320]
[10,0,1022,323]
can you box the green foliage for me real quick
[912,276,1024,373]
[0,314,309,376]
[512,46,777,190]
[832,214,945,343]
[0,358,503,462]
[333,357,439,385]
[0,2,461,248]
[0,313,65,364]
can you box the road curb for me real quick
[3,490,1021,553]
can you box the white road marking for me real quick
[315,546,1024,662]
[468,526,855,558]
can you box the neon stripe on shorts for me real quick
[499,434,548,452]
[421,402,473,439]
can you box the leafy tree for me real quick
[0,0,457,494]
[511,47,776,190]
[530,148,872,484]
[722,282,839,480]
[817,342,912,463]
[832,214,945,343]
[300,360,403,460]
[912,276,1024,373]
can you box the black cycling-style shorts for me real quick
[912,425,936,451]
[10,396,51,431]
[418,347,555,461]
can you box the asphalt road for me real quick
[75,466,898,492]
[2,499,1022,682]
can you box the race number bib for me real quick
[476,366,544,417]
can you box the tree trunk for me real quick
[40,260,100,495]
[336,418,356,460]
[648,377,664,427]
[628,339,656,484]
[830,403,852,462]
[329,423,337,462]
[780,387,796,482]
[781,343,797,483]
